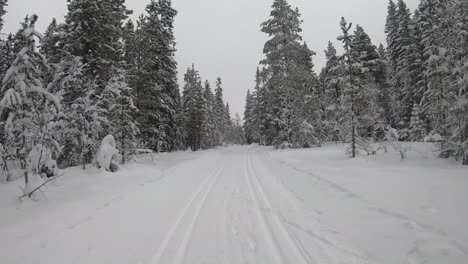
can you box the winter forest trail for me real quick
[1,146,467,264]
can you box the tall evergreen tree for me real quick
[259,0,320,148]
[59,0,132,88]
[337,18,361,157]
[132,0,180,152]
[0,15,60,184]
[0,0,7,32]
[214,77,226,144]
[182,65,205,151]
[106,72,139,163]
[201,80,216,149]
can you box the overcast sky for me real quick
[3,0,419,117]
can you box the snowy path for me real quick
[1,145,467,264]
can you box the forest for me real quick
[244,0,468,164]
[0,0,244,185]
[0,0,467,263]
[0,0,467,189]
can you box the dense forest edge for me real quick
[244,0,468,165]
[0,0,467,194]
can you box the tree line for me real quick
[0,0,243,184]
[244,0,468,165]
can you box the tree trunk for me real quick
[463,149,468,166]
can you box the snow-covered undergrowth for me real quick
[268,142,468,264]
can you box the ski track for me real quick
[245,151,311,264]
[151,165,225,264]
[3,146,465,264]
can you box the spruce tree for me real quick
[259,0,320,148]
[0,0,7,32]
[385,0,399,68]
[106,72,139,163]
[133,0,180,152]
[408,103,425,141]
[0,15,60,184]
[201,80,216,149]
[337,18,360,157]
[214,77,225,144]
[60,0,132,88]
[182,65,205,151]
[243,90,254,144]
[41,18,61,64]
[0,33,13,82]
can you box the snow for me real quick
[424,133,444,142]
[95,135,119,171]
[0,144,467,264]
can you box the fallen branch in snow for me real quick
[19,173,65,200]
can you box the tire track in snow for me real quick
[245,152,311,264]
[151,164,225,264]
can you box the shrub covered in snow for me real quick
[424,134,444,143]
[95,135,119,172]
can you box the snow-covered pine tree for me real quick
[133,5,163,150]
[385,0,399,69]
[418,0,453,142]
[11,16,29,54]
[0,0,7,32]
[224,102,232,142]
[214,77,226,145]
[0,15,60,184]
[374,44,394,133]
[243,69,263,144]
[337,17,361,157]
[201,80,216,149]
[40,18,61,64]
[132,0,180,152]
[250,69,262,144]
[182,65,205,151]
[349,25,381,141]
[259,0,320,148]
[48,55,85,168]
[393,0,418,129]
[59,0,132,89]
[408,103,425,141]
[452,0,468,165]
[321,42,341,104]
[320,41,343,141]
[0,33,13,83]
[106,72,138,163]
[147,0,180,151]
[123,17,151,148]
[243,90,254,144]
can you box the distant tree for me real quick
[182,65,205,151]
[201,80,216,149]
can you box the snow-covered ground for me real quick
[0,144,467,264]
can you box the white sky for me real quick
[3,0,419,117]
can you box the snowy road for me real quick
[1,145,467,264]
